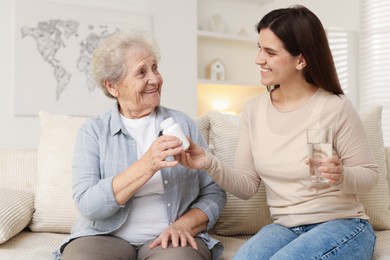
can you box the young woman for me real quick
[180,5,378,260]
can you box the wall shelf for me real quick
[197,30,257,43]
[197,78,260,87]
[196,0,265,116]
[197,30,259,85]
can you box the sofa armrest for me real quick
[0,149,37,193]
[0,188,34,244]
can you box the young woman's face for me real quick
[106,46,163,119]
[255,28,302,87]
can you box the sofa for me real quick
[0,106,390,259]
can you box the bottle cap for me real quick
[160,117,174,129]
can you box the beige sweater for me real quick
[206,88,379,227]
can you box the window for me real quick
[360,0,390,146]
[326,27,359,107]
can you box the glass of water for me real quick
[306,128,332,183]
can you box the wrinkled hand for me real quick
[318,155,345,185]
[148,225,198,250]
[139,135,184,175]
[176,138,207,170]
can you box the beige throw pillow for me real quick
[29,112,87,233]
[358,105,390,230]
[207,111,272,236]
[0,188,34,244]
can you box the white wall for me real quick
[0,0,359,148]
[198,0,360,36]
[264,0,360,31]
[0,0,196,148]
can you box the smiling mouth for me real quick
[143,88,158,94]
[261,68,271,72]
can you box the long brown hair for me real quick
[257,5,344,95]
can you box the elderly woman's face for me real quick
[107,46,163,118]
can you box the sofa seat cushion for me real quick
[0,188,34,244]
[0,231,67,259]
[374,230,390,259]
[210,233,250,260]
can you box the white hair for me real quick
[92,30,160,98]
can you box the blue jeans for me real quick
[234,218,376,260]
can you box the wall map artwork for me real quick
[14,0,152,116]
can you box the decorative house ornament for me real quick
[208,14,225,33]
[206,59,226,81]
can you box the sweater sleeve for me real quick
[332,99,379,193]
[205,102,262,200]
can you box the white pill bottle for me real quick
[160,117,190,150]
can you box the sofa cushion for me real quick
[0,231,67,259]
[374,230,390,258]
[29,112,87,233]
[0,188,34,244]
[358,105,390,230]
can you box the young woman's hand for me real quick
[319,155,345,185]
[176,137,207,170]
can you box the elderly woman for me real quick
[54,30,226,260]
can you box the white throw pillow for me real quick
[358,105,390,230]
[0,188,34,244]
[29,111,87,233]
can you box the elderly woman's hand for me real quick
[112,135,185,206]
[140,135,184,174]
[148,225,198,250]
[147,208,208,250]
